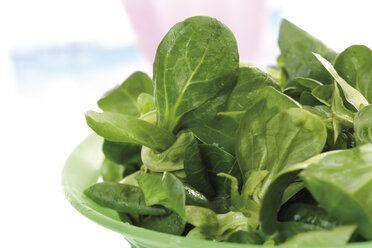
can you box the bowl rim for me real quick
[62,134,372,248]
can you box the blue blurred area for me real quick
[10,43,141,80]
[8,43,148,97]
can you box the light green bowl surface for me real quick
[62,134,372,248]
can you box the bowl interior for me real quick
[62,134,371,248]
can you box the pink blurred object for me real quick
[122,0,269,64]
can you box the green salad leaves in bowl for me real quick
[62,16,372,247]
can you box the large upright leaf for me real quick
[300,144,372,239]
[354,104,372,144]
[279,19,337,87]
[335,45,372,103]
[153,16,239,132]
[97,71,153,116]
[85,111,175,151]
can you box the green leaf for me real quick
[136,172,186,218]
[176,89,230,131]
[184,184,210,208]
[260,150,331,235]
[295,77,323,90]
[226,66,280,111]
[185,206,218,238]
[199,144,241,196]
[102,140,141,165]
[280,225,356,246]
[334,45,372,103]
[85,111,175,151]
[278,19,337,87]
[100,158,124,182]
[141,212,186,235]
[193,83,291,154]
[162,172,186,219]
[282,203,341,229]
[154,16,239,132]
[136,172,168,206]
[184,139,215,197]
[137,92,154,115]
[300,144,372,239]
[84,182,168,215]
[312,84,333,106]
[303,105,333,130]
[331,82,354,142]
[299,91,321,106]
[226,230,264,244]
[354,104,372,144]
[141,131,194,172]
[236,90,302,179]
[314,52,369,111]
[97,71,153,116]
[215,212,249,241]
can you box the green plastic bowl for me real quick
[62,134,372,248]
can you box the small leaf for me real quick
[141,212,186,235]
[184,139,215,197]
[354,104,372,144]
[162,172,186,219]
[85,111,175,151]
[98,71,153,116]
[334,45,372,103]
[141,131,194,172]
[185,206,218,238]
[313,52,368,111]
[84,182,168,215]
[137,92,154,115]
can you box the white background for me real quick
[1,0,372,247]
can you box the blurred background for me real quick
[1,0,372,247]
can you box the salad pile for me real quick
[83,16,372,245]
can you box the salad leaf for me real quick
[191,66,281,154]
[354,104,372,144]
[137,92,154,115]
[334,45,372,103]
[184,139,215,197]
[153,16,239,132]
[97,71,153,116]
[280,225,356,246]
[100,158,124,182]
[300,144,372,239]
[314,53,369,111]
[85,111,175,151]
[279,19,337,87]
[162,172,186,219]
[141,131,194,172]
[84,182,168,215]
[141,212,186,235]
